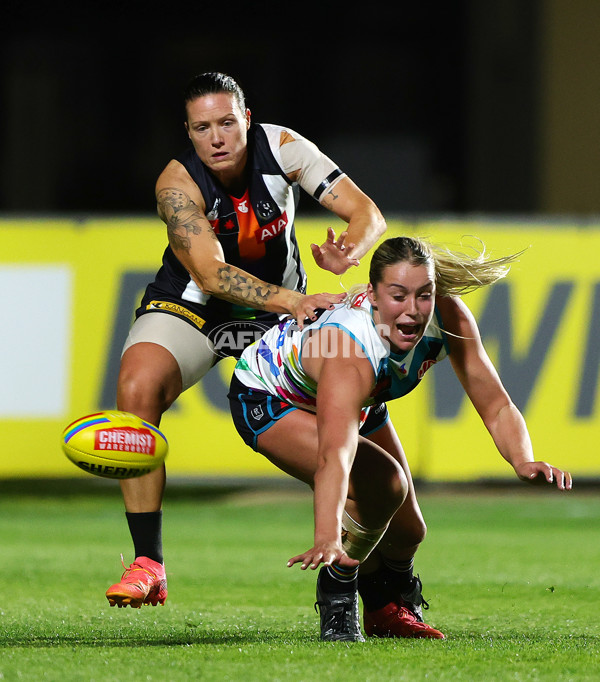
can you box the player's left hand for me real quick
[311,227,360,275]
[515,461,573,490]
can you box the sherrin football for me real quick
[62,411,168,479]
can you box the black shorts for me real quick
[360,401,390,436]
[228,374,389,451]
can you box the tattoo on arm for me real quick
[158,188,280,308]
[320,188,339,210]
[216,265,280,309]
[157,187,216,252]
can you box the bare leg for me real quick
[116,342,182,512]
[256,409,407,532]
[362,419,427,567]
[355,420,445,639]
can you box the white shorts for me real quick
[122,313,217,391]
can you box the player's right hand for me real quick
[287,541,359,570]
[291,292,346,329]
[515,461,573,490]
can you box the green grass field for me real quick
[1,481,599,681]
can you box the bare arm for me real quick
[310,177,387,275]
[287,328,375,569]
[437,296,572,490]
[279,131,386,273]
[156,161,345,327]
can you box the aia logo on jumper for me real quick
[256,211,288,243]
[94,427,156,454]
[417,359,437,379]
[352,291,369,307]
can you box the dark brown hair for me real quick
[183,72,246,117]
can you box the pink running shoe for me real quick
[106,555,167,608]
[364,601,445,639]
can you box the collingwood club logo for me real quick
[256,200,276,220]
[206,321,272,359]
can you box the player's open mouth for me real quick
[397,324,420,338]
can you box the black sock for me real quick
[358,565,392,611]
[358,558,415,611]
[319,563,358,594]
[381,556,414,592]
[125,511,163,564]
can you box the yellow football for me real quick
[61,411,168,479]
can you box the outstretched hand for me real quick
[310,227,360,275]
[287,541,360,571]
[515,461,572,490]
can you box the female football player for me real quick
[105,71,386,609]
[228,235,572,642]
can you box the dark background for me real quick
[1,1,596,217]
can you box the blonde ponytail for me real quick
[365,235,524,298]
[429,238,525,296]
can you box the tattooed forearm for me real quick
[158,189,281,308]
[216,265,280,309]
[157,187,216,253]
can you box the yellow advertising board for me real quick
[1,217,599,481]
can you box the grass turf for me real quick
[1,483,599,681]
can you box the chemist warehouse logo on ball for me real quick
[207,321,272,359]
[94,427,157,455]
